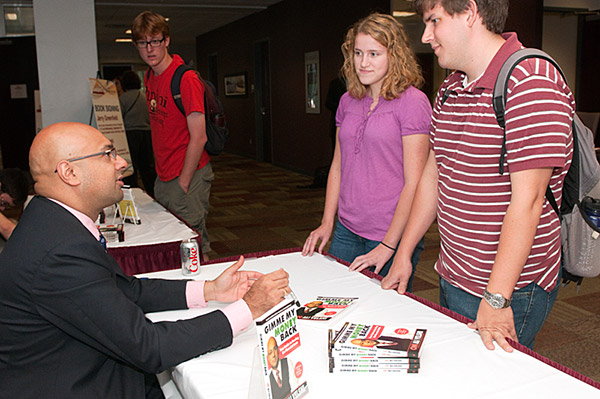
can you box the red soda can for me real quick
[181,238,201,275]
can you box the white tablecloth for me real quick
[142,252,599,399]
[106,188,197,248]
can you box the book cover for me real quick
[296,296,358,321]
[331,322,427,358]
[256,295,309,399]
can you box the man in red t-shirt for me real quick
[132,11,213,260]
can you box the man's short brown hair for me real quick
[411,0,508,34]
[131,11,169,41]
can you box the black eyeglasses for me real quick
[54,146,117,173]
[135,37,165,49]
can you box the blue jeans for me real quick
[328,220,425,292]
[439,276,559,349]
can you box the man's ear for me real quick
[465,0,480,28]
[54,161,81,187]
[165,35,170,48]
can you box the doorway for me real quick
[0,36,38,171]
[253,39,272,163]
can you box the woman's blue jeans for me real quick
[439,276,559,349]
[328,220,424,292]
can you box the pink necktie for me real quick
[275,369,282,387]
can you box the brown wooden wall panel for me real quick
[195,0,546,175]
[195,0,389,174]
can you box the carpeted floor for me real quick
[204,152,600,383]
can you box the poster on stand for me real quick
[88,78,133,178]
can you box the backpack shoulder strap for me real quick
[440,88,452,105]
[171,64,193,116]
[493,48,571,217]
[493,48,565,175]
[201,78,222,116]
[493,48,563,127]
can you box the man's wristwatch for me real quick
[483,289,512,309]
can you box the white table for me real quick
[106,188,197,248]
[142,252,600,398]
[105,188,197,275]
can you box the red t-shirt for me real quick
[145,54,210,181]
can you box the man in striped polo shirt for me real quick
[382,0,574,351]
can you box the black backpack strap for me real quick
[171,64,193,116]
[440,88,453,105]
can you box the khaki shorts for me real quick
[154,163,214,254]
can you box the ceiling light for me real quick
[5,13,18,20]
[115,38,133,43]
[393,11,416,17]
[125,29,132,34]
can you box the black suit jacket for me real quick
[0,196,233,398]
[268,358,292,399]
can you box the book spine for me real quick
[256,330,273,399]
[332,344,409,358]
[330,367,419,374]
[407,329,427,358]
[333,358,420,366]
[334,362,420,370]
[330,352,419,363]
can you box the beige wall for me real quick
[542,13,579,96]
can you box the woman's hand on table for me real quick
[348,245,393,274]
[302,223,333,256]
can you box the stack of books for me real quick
[328,322,426,374]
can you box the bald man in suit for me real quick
[0,122,291,398]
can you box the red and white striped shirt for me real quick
[431,33,574,296]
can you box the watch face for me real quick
[484,290,508,309]
[490,295,504,308]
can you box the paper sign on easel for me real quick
[88,78,134,178]
[117,187,141,224]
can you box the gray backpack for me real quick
[493,48,600,286]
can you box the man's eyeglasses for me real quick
[54,146,117,173]
[135,37,165,49]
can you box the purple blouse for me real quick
[335,86,432,240]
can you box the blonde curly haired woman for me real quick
[303,13,431,291]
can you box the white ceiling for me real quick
[2,0,598,65]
